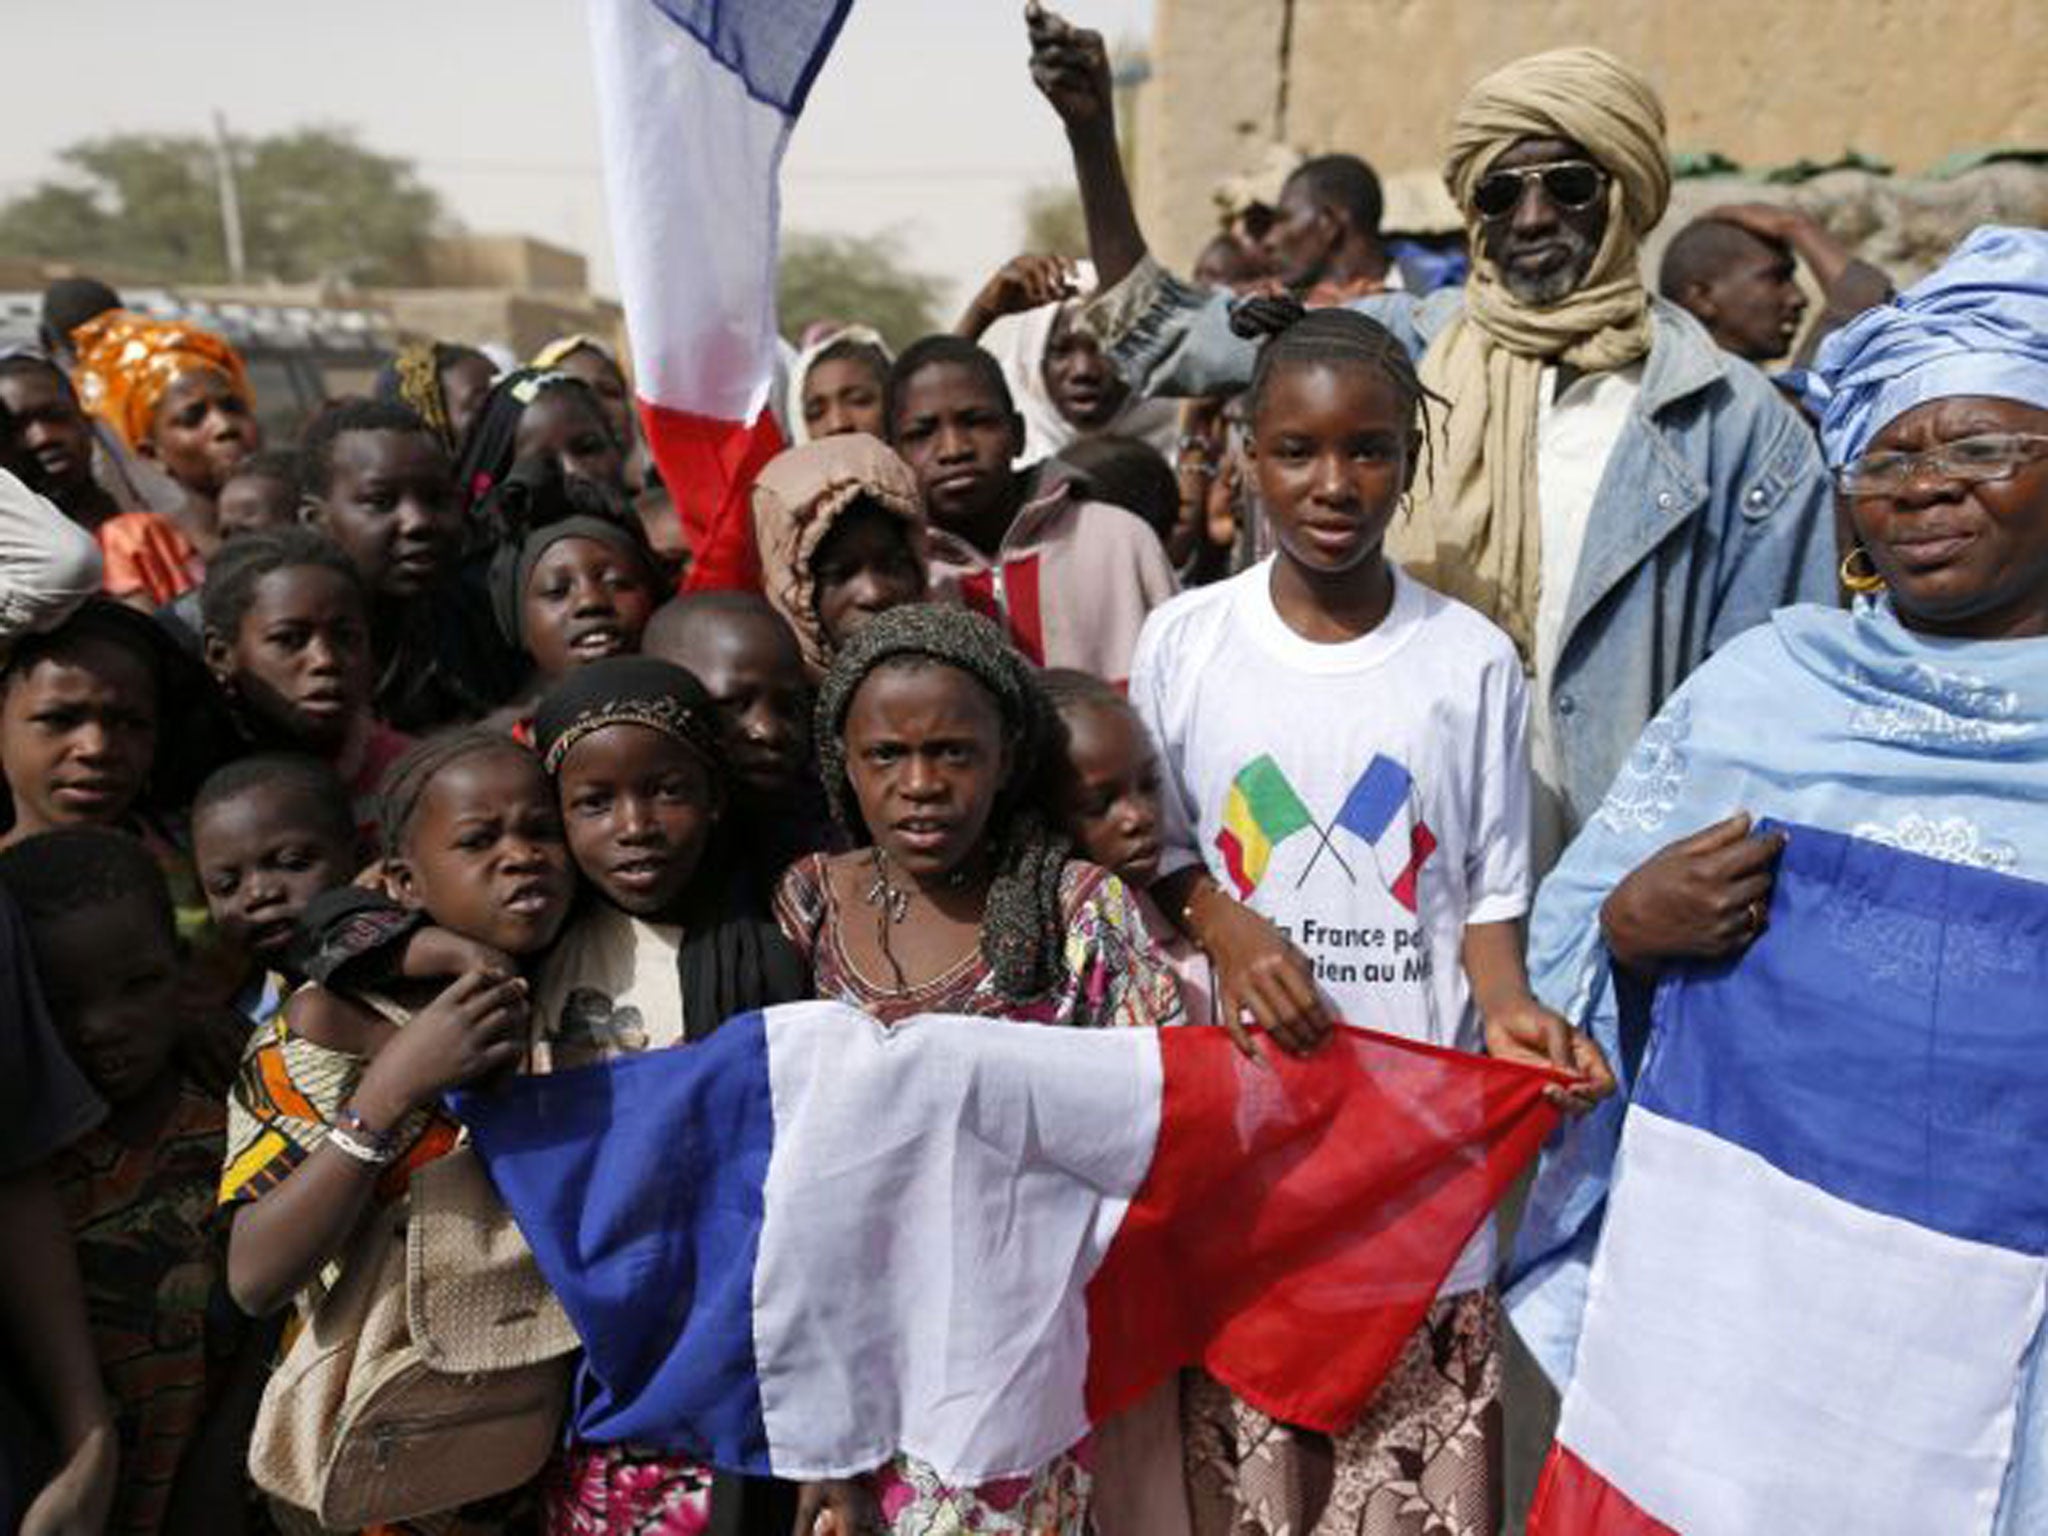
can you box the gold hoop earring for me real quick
[1839,545,1886,595]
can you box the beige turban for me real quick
[1386,47,1669,663]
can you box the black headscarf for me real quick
[480,454,656,652]
[813,603,1070,1003]
[454,368,610,514]
[533,657,807,1039]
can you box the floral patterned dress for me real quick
[775,855,1182,1535]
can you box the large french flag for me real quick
[588,0,851,590]
[1531,823,2048,1535]
[454,1004,1559,1482]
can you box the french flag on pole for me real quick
[1531,824,2048,1535]
[455,1004,1559,1482]
[588,0,851,590]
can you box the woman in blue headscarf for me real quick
[1507,224,2048,1529]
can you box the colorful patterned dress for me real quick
[774,855,1182,1535]
[49,1078,228,1536]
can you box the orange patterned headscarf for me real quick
[68,310,251,451]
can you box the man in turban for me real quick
[1031,19,1837,865]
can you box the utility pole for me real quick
[212,110,247,283]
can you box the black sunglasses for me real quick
[1470,159,1607,221]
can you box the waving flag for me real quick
[1531,823,2048,1535]
[587,0,853,590]
[455,1003,1559,1483]
[1215,755,1315,897]
[1333,754,1437,912]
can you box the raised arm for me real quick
[956,254,1077,341]
[1026,2,1148,291]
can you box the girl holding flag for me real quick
[1123,297,1611,1534]
[775,602,1183,1534]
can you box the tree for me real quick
[0,127,448,286]
[1018,184,1086,258]
[777,230,944,350]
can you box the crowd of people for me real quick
[2,6,2045,1536]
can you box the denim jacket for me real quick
[1085,260,1839,826]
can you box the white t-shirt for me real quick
[531,904,686,1072]
[1129,559,1532,1292]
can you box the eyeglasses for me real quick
[1469,160,1607,222]
[1834,432,2048,496]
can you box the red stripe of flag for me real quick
[1083,1023,1560,1431]
[641,401,787,593]
[1527,1445,1677,1535]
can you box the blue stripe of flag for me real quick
[1334,755,1411,843]
[1638,821,2048,1254]
[451,1010,776,1471]
[651,0,856,116]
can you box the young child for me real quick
[642,590,837,877]
[0,354,124,534]
[299,398,520,732]
[215,449,302,541]
[530,335,640,479]
[776,602,1181,1536]
[0,828,261,1536]
[456,370,628,514]
[0,600,162,848]
[200,527,411,841]
[0,597,252,1077]
[190,754,359,1030]
[526,655,807,1531]
[374,340,497,455]
[1041,667,1210,1026]
[886,335,1178,687]
[219,731,572,1530]
[787,327,893,444]
[482,454,660,713]
[749,433,929,680]
[1127,302,1611,1535]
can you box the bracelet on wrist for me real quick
[329,1103,399,1167]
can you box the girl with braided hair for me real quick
[1127,297,1613,1536]
[773,602,1180,1536]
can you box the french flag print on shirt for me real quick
[1530,823,2048,1535]
[587,0,852,590]
[1332,754,1437,913]
[455,1003,1561,1483]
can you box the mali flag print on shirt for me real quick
[1215,752,1437,910]
[1215,756,1315,897]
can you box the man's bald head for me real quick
[1659,217,1807,361]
